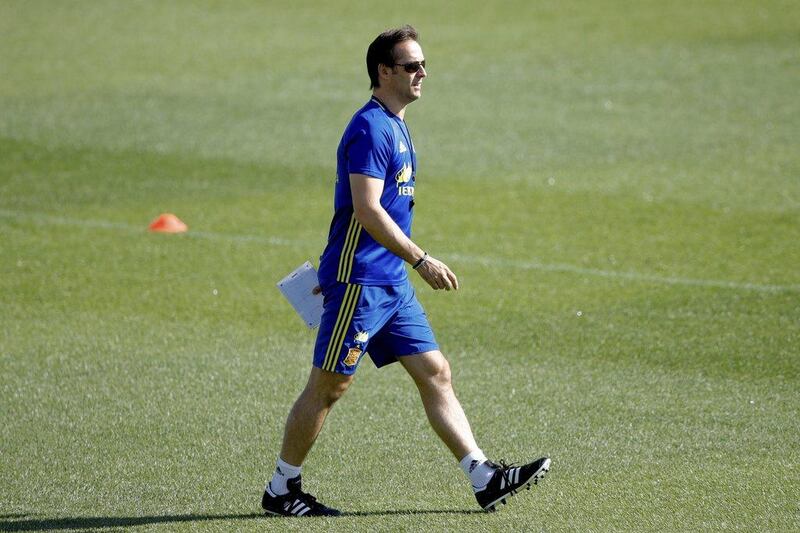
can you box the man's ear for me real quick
[378,63,393,82]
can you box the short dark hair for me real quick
[366,25,419,89]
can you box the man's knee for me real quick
[428,356,452,389]
[322,377,352,404]
[306,368,354,407]
[403,351,453,390]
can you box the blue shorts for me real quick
[313,280,438,375]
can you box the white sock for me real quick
[459,449,495,491]
[266,457,302,496]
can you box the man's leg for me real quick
[398,350,551,511]
[261,367,352,517]
[397,350,477,460]
[279,366,354,466]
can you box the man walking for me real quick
[262,25,550,517]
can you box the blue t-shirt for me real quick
[318,97,417,287]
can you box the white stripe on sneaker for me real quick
[297,506,310,516]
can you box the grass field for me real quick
[1,1,799,531]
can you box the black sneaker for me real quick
[475,457,551,512]
[261,476,341,517]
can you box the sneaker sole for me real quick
[483,457,551,512]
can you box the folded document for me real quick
[277,261,324,329]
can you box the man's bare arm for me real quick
[350,173,459,291]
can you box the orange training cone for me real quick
[148,213,188,233]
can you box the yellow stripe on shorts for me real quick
[322,284,362,372]
[337,214,362,283]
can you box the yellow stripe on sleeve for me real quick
[337,214,362,283]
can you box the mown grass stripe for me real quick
[1,208,796,293]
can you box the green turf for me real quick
[1,1,798,531]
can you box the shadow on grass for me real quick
[340,509,484,516]
[0,509,483,530]
[0,513,262,532]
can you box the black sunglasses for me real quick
[393,60,426,73]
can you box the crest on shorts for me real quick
[354,331,369,343]
[344,347,362,366]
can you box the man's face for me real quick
[385,39,426,103]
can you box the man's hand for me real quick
[416,255,459,291]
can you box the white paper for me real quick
[276,261,324,329]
